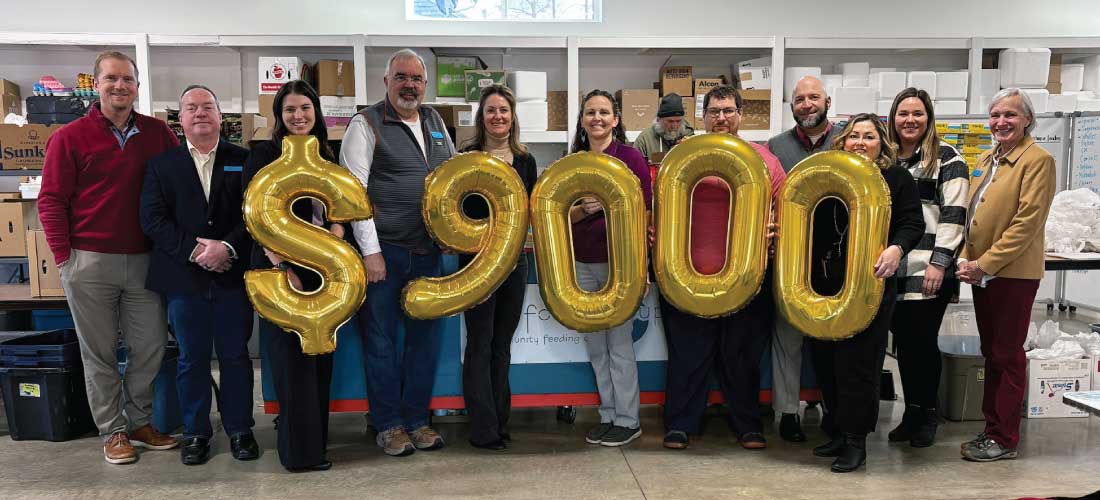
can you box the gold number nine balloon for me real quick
[773,150,892,340]
[403,152,529,319]
[530,151,648,333]
[653,134,771,318]
[243,135,372,355]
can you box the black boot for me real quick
[813,433,845,458]
[887,404,921,442]
[909,408,939,448]
[831,433,867,473]
[779,413,807,442]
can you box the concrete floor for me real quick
[1,306,1099,500]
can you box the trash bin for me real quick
[938,335,986,421]
[0,330,96,441]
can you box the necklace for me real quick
[822,201,849,280]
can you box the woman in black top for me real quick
[458,84,538,450]
[242,80,345,472]
[808,113,925,473]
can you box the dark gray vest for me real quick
[766,125,841,173]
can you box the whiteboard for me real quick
[1071,114,1100,194]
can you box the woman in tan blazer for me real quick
[957,88,1056,463]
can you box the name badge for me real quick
[224,165,243,172]
[430,131,444,139]
[972,169,982,177]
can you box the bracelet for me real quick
[275,262,292,271]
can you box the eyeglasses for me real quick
[392,74,425,85]
[706,108,740,118]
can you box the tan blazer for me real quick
[962,135,1056,280]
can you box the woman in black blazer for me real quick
[458,85,538,450]
[242,80,345,472]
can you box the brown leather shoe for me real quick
[129,424,179,450]
[104,432,137,464]
[408,426,445,450]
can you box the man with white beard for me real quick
[633,93,694,162]
[341,48,457,457]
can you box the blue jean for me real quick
[166,285,255,439]
[360,242,442,432]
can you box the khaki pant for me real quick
[60,249,167,436]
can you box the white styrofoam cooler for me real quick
[875,72,907,100]
[876,99,893,116]
[782,102,796,129]
[822,74,843,96]
[784,67,822,100]
[980,69,1001,97]
[1048,94,1078,113]
[934,100,967,115]
[1083,55,1100,92]
[515,101,548,131]
[937,72,969,100]
[1021,88,1050,114]
[908,72,938,100]
[999,48,1052,89]
[1077,98,1100,112]
[837,62,870,76]
[843,75,870,87]
[1062,64,1085,93]
[979,95,992,111]
[507,71,547,102]
[833,87,875,116]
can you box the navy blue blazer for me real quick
[140,140,252,295]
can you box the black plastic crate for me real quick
[0,366,96,441]
[0,330,81,369]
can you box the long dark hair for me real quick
[270,80,335,162]
[570,89,627,153]
[463,84,528,157]
[887,87,940,176]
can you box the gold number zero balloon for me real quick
[653,133,771,318]
[773,150,892,341]
[403,152,530,319]
[530,151,648,333]
[243,136,372,355]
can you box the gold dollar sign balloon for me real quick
[773,150,891,341]
[530,151,648,333]
[652,133,771,318]
[403,151,530,319]
[243,135,372,355]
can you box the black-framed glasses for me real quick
[705,107,740,118]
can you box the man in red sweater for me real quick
[38,51,180,465]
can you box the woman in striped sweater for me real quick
[885,88,971,448]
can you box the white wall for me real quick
[5,0,1100,38]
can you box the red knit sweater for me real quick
[38,104,179,265]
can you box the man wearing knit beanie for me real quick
[633,93,694,162]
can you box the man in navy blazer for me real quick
[140,85,257,465]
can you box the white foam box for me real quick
[515,100,548,131]
[833,86,875,116]
[1078,98,1100,112]
[999,48,1052,89]
[1065,90,1096,98]
[784,67,822,101]
[843,75,869,87]
[507,71,547,102]
[1061,64,1085,93]
[1048,94,1078,113]
[1021,88,1050,113]
[979,95,992,111]
[836,62,870,76]
[934,100,967,115]
[876,99,893,116]
[782,102,796,129]
[937,72,970,100]
[822,74,843,96]
[258,56,304,95]
[870,67,897,74]
[908,72,938,100]
[1083,55,1100,92]
[875,72,908,100]
[980,69,1001,97]
[1025,358,1091,418]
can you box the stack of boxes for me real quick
[785,63,969,118]
[507,71,549,132]
[315,59,357,135]
[936,121,992,173]
[990,48,1100,113]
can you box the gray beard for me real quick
[655,120,686,141]
[395,95,420,110]
[795,108,828,130]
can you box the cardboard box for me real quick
[694,78,726,100]
[427,103,475,129]
[547,91,569,131]
[223,114,268,145]
[660,66,693,97]
[0,192,20,200]
[739,89,771,131]
[26,230,64,297]
[615,89,659,132]
[258,94,276,131]
[0,124,62,170]
[1025,358,1091,418]
[681,96,695,130]
[258,56,304,95]
[0,200,39,257]
[738,67,771,90]
[464,70,507,102]
[437,56,480,98]
[315,60,355,97]
[320,96,357,118]
[1,79,21,116]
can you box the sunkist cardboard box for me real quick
[1025,358,1091,418]
[616,89,659,132]
[0,199,40,257]
[1,79,21,116]
[315,60,355,97]
[26,230,64,297]
[0,124,63,170]
[660,66,693,97]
